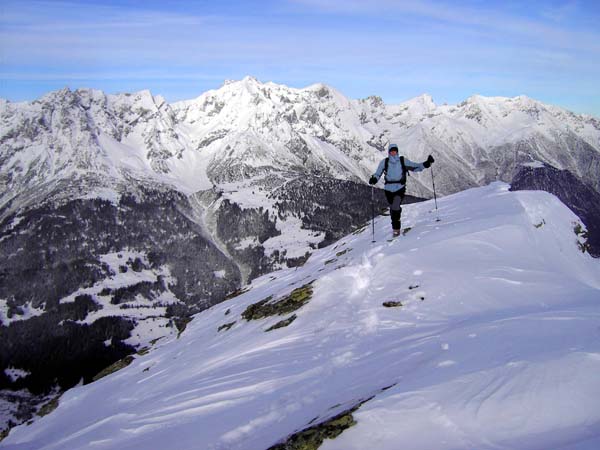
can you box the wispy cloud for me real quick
[289,0,600,53]
[0,0,599,116]
[540,0,581,22]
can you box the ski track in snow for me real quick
[3,182,600,450]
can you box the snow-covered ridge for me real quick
[4,183,599,450]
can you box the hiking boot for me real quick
[393,229,400,237]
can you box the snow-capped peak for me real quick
[2,78,600,213]
[398,93,437,115]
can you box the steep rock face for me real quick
[511,163,600,257]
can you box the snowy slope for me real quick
[3,183,599,450]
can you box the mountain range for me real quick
[1,77,599,437]
[2,76,600,209]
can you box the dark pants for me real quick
[385,188,405,230]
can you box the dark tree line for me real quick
[272,175,423,246]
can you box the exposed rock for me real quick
[267,398,372,450]
[382,301,403,308]
[265,315,297,332]
[92,355,135,382]
[511,163,600,257]
[242,283,314,321]
[217,321,236,332]
[37,395,61,417]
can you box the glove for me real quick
[423,154,435,168]
[369,176,378,185]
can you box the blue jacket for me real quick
[373,155,425,192]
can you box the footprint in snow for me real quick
[407,284,426,302]
[415,292,426,301]
[382,284,425,308]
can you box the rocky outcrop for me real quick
[511,164,600,257]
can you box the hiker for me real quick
[369,144,434,236]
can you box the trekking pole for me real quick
[430,163,441,222]
[371,186,376,242]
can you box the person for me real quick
[369,144,435,236]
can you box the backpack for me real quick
[384,156,409,185]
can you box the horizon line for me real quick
[1,77,597,119]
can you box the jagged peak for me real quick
[514,94,535,103]
[403,93,435,106]
[304,82,329,91]
[74,87,106,97]
[419,93,435,102]
[242,75,260,83]
[36,86,159,108]
[302,82,335,99]
[39,86,74,102]
[220,76,263,90]
[208,76,275,102]
[465,93,486,103]
[127,89,155,100]
[462,94,516,107]
[511,95,556,114]
[399,93,437,114]
[219,78,344,101]
[460,94,540,108]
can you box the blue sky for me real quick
[1,0,599,116]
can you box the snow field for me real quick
[0,299,45,326]
[56,250,180,347]
[2,182,600,450]
[220,177,326,262]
